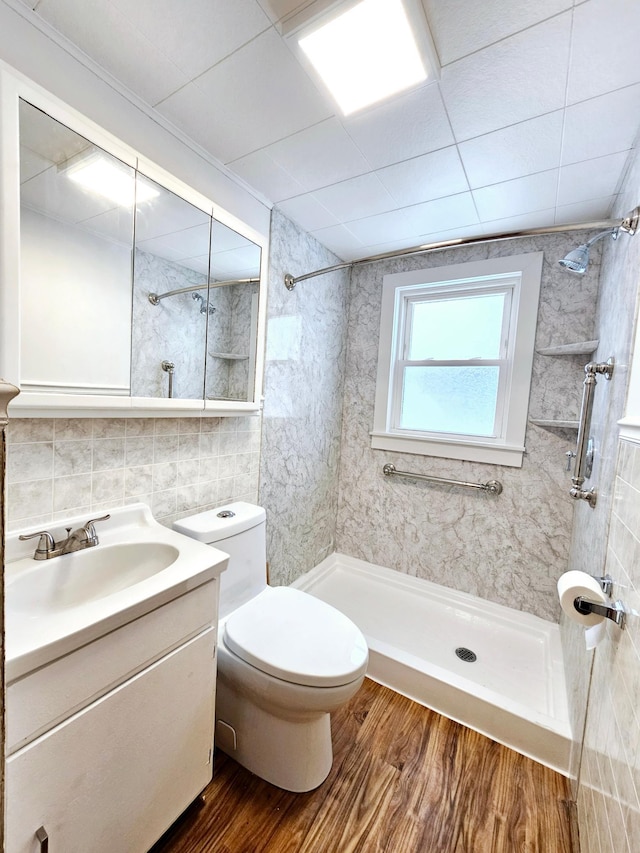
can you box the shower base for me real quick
[292,553,573,776]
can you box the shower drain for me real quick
[455,647,477,663]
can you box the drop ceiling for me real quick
[13,0,640,262]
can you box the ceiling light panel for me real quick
[298,0,429,115]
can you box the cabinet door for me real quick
[6,629,216,853]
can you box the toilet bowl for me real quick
[174,503,368,792]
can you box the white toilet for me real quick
[173,502,368,792]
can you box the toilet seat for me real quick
[223,586,368,688]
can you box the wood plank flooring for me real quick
[151,679,574,853]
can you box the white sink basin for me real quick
[9,542,180,614]
[5,503,229,681]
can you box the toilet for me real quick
[173,502,368,792]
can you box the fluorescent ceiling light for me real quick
[298,0,427,116]
[65,154,159,207]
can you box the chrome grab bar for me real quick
[382,463,503,495]
[570,359,614,508]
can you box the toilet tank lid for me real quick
[173,502,265,542]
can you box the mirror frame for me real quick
[0,65,268,417]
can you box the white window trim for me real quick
[371,252,544,468]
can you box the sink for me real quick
[5,503,229,681]
[9,542,180,614]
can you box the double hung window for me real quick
[371,253,543,467]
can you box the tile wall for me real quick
[578,437,640,852]
[259,209,350,585]
[6,415,261,531]
[562,138,640,784]
[335,232,602,622]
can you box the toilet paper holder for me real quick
[574,596,626,629]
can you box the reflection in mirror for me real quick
[205,221,261,403]
[131,177,211,400]
[19,100,135,396]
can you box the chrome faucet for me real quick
[19,514,111,560]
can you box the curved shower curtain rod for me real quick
[283,207,640,291]
[149,277,260,305]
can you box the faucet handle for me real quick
[83,514,111,544]
[18,530,56,560]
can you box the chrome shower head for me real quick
[558,243,591,274]
[558,206,640,274]
[192,291,216,315]
[558,227,618,274]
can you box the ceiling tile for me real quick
[554,196,616,225]
[277,194,338,232]
[567,0,640,105]
[561,84,640,166]
[557,151,629,207]
[345,192,478,246]
[21,167,122,224]
[311,173,397,222]
[20,148,51,183]
[440,13,571,141]
[108,0,271,80]
[376,146,469,207]
[35,0,189,105]
[81,207,136,247]
[156,28,332,163]
[459,111,564,189]
[229,149,305,203]
[343,83,454,169]
[310,224,366,260]
[472,170,558,221]
[406,209,558,247]
[265,118,370,192]
[137,222,211,261]
[424,0,572,66]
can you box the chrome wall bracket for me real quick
[574,596,626,629]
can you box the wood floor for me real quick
[151,679,574,853]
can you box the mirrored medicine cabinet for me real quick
[0,83,267,417]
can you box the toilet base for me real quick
[215,676,333,792]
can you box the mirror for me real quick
[17,99,264,411]
[205,221,261,403]
[131,177,210,400]
[19,100,134,397]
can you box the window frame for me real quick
[371,252,544,468]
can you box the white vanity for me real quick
[4,505,229,853]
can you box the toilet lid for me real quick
[223,587,369,688]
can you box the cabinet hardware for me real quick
[35,826,48,852]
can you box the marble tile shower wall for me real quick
[259,209,350,585]
[562,143,640,785]
[131,250,209,399]
[5,415,261,531]
[336,233,603,623]
[578,438,640,852]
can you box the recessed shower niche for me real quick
[4,96,266,416]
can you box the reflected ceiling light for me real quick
[298,0,428,115]
[62,152,159,207]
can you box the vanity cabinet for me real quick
[5,582,218,853]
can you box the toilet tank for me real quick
[173,502,267,619]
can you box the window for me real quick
[371,253,543,467]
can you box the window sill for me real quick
[370,431,525,468]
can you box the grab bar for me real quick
[570,359,614,508]
[382,463,503,495]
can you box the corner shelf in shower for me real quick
[530,341,598,432]
[536,340,599,356]
[208,352,249,360]
[529,418,579,430]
